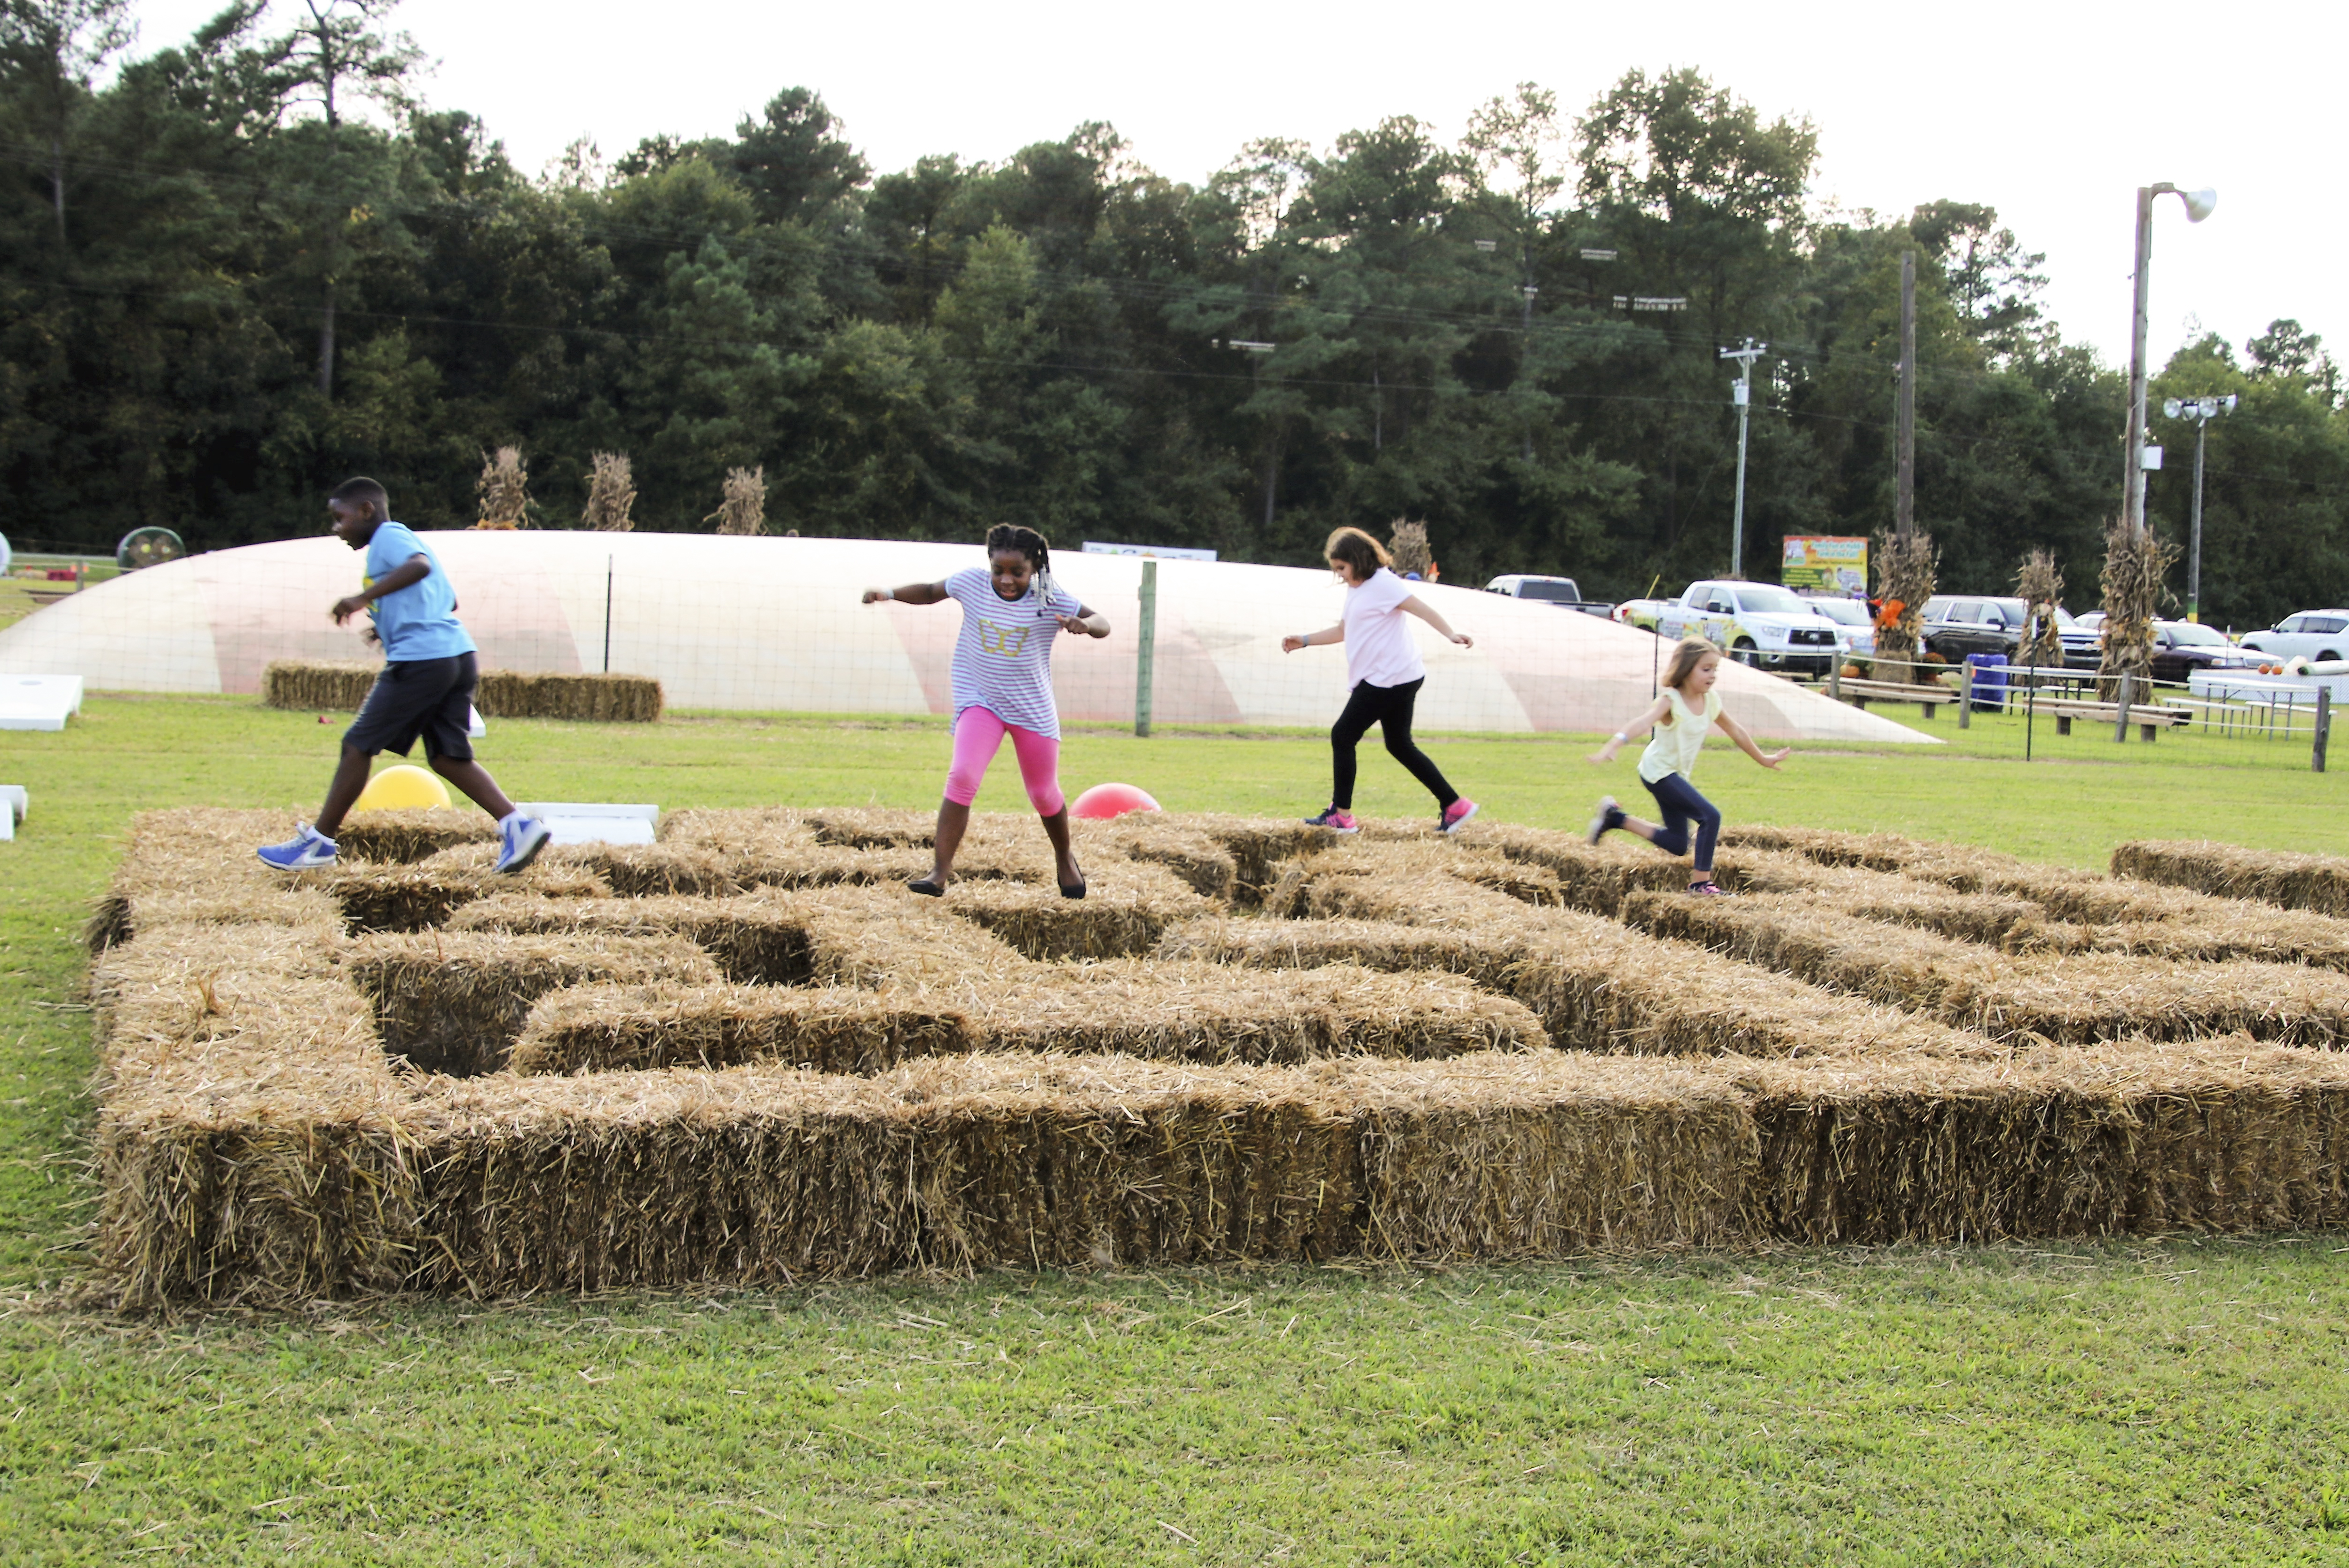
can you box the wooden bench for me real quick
[1834,678,1962,717]
[2038,701,2192,742]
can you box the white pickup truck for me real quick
[1484,574,1615,618]
[1655,580,1844,675]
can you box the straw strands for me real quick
[85,810,2349,1306]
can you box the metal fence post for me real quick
[2113,673,2133,743]
[1134,558,1158,738]
[603,555,614,674]
[2317,687,2332,774]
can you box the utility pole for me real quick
[2165,394,2238,622]
[1521,281,1537,462]
[1896,250,1916,539]
[1718,339,1766,578]
[2122,183,2217,538]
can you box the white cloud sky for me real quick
[127,0,2336,378]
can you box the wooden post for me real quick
[1134,559,1158,738]
[2317,687,2332,774]
[1957,662,1972,729]
[2113,673,2134,743]
[1828,661,1842,703]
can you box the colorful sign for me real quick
[1781,536,1868,595]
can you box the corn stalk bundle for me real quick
[707,465,766,536]
[2013,548,2066,675]
[1387,519,1432,576]
[2097,516,2177,695]
[583,450,636,532]
[1871,530,1938,683]
[474,446,532,529]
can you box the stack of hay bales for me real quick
[83,810,2349,1307]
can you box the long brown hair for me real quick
[1661,636,1720,695]
[1324,526,1391,582]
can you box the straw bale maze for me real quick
[88,809,2349,1307]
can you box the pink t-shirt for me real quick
[1342,567,1427,690]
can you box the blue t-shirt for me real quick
[363,522,474,661]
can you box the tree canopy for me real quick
[3,5,2343,628]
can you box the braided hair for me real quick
[985,523,1056,601]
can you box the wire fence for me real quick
[1760,651,2338,772]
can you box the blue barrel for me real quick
[1965,653,2008,711]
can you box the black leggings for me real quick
[1330,678,1459,810]
[1642,772,1722,874]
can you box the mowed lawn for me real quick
[3,696,2349,1564]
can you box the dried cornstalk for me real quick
[583,451,636,533]
[2097,517,2176,696]
[474,447,531,529]
[1871,530,1937,684]
[2013,549,2065,676]
[1388,519,1432,576]
[707,465,767,536]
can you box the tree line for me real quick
[3,0,2344,628]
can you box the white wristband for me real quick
[1611,732,1627,743]
[881,588,894,601]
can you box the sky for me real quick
[126,0,2339,379]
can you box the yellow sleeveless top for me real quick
[1638,687,1722,783]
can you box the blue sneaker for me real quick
[494,814,551,874]
[256,824,337,871]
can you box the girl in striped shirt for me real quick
[863,525,1111,897]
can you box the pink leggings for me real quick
[944,706,1064,814]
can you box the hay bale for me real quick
[1085,818,1241,902]
[549,843,745,898]
[2113,841,2349,918]
[345,930,720,1076]
[333,809,498,864]
[260,659,382,712]
[512,983,975,1075]
[473,670,664,723]
[1626,890,2349,1047]
[937,863,1213,960]
[323,845,612,932]
[1744,1040,2349,1243]
[450,891,812,984]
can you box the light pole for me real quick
[2122,183,2217,537]
[2163,394,2238,622]
[1719,339,1765,578]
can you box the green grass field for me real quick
[4,696,2349,1564]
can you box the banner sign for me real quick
[1082,541,1218,561]
[1781,536,1868,594]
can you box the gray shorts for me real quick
[345,653,477,761]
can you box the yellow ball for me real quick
[352,763,452,813]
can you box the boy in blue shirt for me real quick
[258,477,550,873]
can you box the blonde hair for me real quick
[1661,636,1720,693]
[1324,526,1391,581]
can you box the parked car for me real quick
[1655,580,1840,674]
[2239,609,2349,663]
[1796,595,1875,656]
[1484,574,1614,618]
[1919,595,2098,670]
[2149,619,2266,683]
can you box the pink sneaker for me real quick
[1303,807,1358,833]
[1439,798,1480,834]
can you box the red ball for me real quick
[1071,782,1162,819]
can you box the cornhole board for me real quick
[0,675,82,731]
[518,802,660,847]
